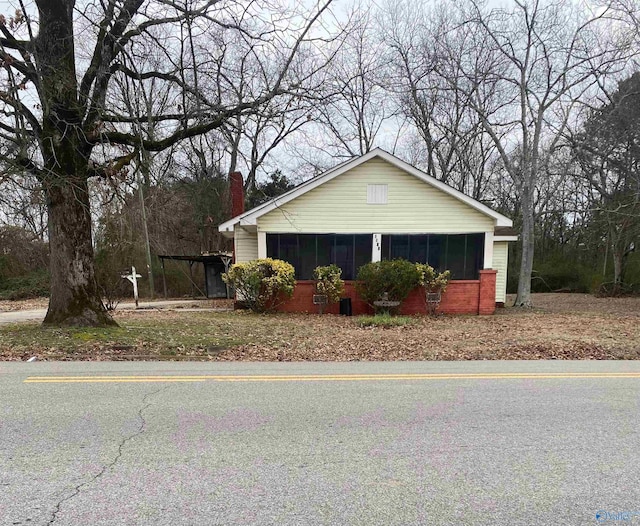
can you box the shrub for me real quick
[0,270,50,300]
[0,226,49,279]
[530,258,598,293]
[313,264,344,312]
[355,259,422,313]
[416,264,450,293]
[416,263,450,315]
[222,258,295,313]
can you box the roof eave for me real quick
[495,217,513,228]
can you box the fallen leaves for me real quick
[0,293,639,361]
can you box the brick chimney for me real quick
[229,171,245,218]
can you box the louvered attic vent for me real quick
[367,184,388,204]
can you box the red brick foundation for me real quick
[275,270,498,315]
[276,282,372,315]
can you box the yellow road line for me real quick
[23,372,640,383]
[24,378,206,383]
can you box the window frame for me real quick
[380,233,485,280]
[266,233,373,280]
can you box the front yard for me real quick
[1,293,639,361]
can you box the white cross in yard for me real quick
[121,266,143,307]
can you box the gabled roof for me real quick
[219,148,513,233]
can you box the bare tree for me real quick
[314,7,391,159]
[0,0,337,325]
[378,1,498,197]
[571,72,640,292]
[0,173,47,239]
[439,0,630,306]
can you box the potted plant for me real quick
[313,264,345,314]
[416,263,450,315]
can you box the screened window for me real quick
[381,234,484,279]
[266,234,372,280]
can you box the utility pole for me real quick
[137,153,155,299]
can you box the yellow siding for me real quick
[257,159,494,233]
[234,227,258,262]
[492,241,509,303]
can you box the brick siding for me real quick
[274,271,497,315]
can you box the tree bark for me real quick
[612,245,624,293]
[514,183,535,307]
[44,175,115,326]
[36,0,114,326]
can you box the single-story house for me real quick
[219,148,517,315]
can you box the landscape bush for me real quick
[416,263,450,314]
[0,226,50,300]
[416,264,450,293]
[355,259,422,313]
[0,270,50,300]
[223,258,295,313]
[313,264,344,311]
[530,258,598,293]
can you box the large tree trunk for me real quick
[612,246,624,294]
[514,184,535,307]
[44,176,115,326]
[36,0,115,326]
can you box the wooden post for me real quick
[221,256,233,299]
[161,258,168,299]
[189,261,195,298]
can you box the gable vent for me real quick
[367,184,388,205]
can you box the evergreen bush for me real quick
[223,258,295,313]
[355,259,422,313]
[314,264,345,303]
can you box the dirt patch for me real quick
[0,297,233,313]
[509,293,640,316]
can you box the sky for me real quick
[0,0,635,185]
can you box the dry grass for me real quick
[0,297,49,312]
[1,293,639,361]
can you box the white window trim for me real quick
[371,234,382,262]
[483,230,494,269]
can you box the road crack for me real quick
[46,385,169,525]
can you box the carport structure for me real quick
[157,253,233,299]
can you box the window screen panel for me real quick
[332,235,355,280]
[465,233,484,279]
[390,235,410,260]
[278,234,299,276]
[428,235,444,272]
[354,234,373,278]
[297,234,317,280]
[409,235,429,264]
[266,234,278,259]
[316,234,332,268]
[381,235,391,260]
[446,235,466,279]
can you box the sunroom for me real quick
[219,148,517,315]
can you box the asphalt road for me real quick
[1,360,640,526]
